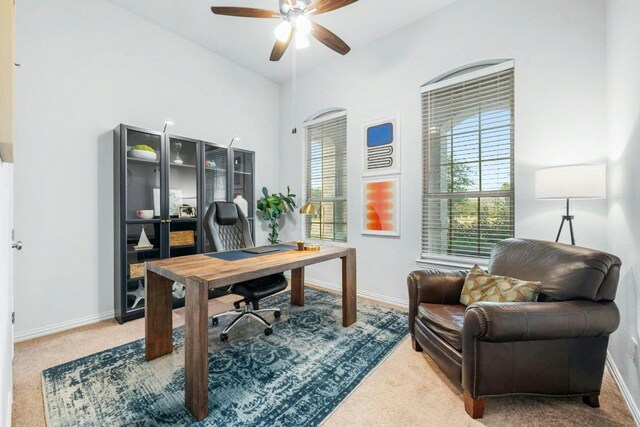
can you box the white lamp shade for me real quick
[535,164,606,200]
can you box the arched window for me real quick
[421,60,515,259]
[302,109,348,242]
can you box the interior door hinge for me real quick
[11,312,15,324]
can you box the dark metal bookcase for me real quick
[114,124,255,323]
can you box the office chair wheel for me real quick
[264,328,273,336]
[274,311,281,319]
[212,317,218,326]
[220,333,228,342]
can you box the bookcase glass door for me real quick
[126,130,161,221]
[203,144,229,252]
[125,223,161,314]
[233,150,255,239]
[168,136,199,259]
[168,137,198,220]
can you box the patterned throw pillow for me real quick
[460,265,542,306]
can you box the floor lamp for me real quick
[535,164,606,245]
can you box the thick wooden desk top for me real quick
[146,245,354,288]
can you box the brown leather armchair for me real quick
[408,238,621,419]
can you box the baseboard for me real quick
[6,390,12,427]
[607,352,640,426]
[285,273,409,308]
[14,311,115,343]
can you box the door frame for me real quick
[0,161,14,427]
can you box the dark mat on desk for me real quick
[206,244,296,261]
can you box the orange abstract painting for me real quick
[362,176,400,236]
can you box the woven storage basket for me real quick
[170,230,195,247]
[129,262,145,279]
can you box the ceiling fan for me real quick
[211,0,358,61]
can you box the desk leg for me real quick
[291,267,305,307]
[185,277,209,421]
[342,248,357,327]
[145,270,174,361]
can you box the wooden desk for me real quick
[144,245,357,421]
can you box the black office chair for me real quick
[204,201,287,341]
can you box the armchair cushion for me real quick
[460,265,541,306]
[418,303,465,351]
[464,300,620,343]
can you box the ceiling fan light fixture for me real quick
[274,20,292,42]
[295,34,310,49]
[210,0,358,61]
[294,14,312,37]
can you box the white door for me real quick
[0,161,14,427]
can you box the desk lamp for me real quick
[299,202,325,248]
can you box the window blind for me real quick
[304,113,348,242]
[421,67,514,259]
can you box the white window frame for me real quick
[418,60,515,267]
[301,109,348,245]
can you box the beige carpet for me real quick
[12,286,635,426]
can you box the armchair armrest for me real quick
[464,300,620,343]
[407,269,468,334]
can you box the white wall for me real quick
[606,0,640,420]
[279,0,609,304]
[13,0,280,337]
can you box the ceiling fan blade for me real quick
[308,0,358,14]
[270,29,295,61]
[311,22,351,55]
[211,7,278,18]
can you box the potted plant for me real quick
[257,186,297,244]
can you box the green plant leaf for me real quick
[256,185,298,242]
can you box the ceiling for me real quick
[106,0,457,82]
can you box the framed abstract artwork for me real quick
[362,175,400,236]
[362,115,400,176]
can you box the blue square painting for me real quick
[363,115,400,176]
[367,123,394,147]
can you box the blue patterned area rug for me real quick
[42,288,408,426]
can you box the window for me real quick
[303,111,347,242]
[421,62,514,259]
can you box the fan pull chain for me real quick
[291,38,297,135]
